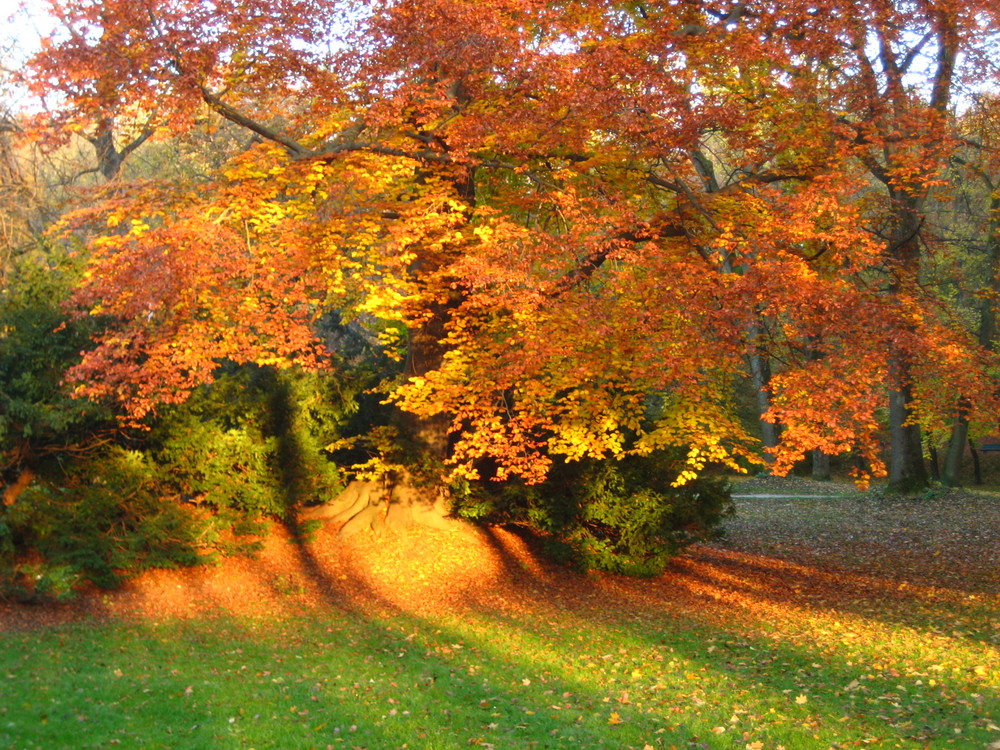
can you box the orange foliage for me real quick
[27,0,1000,479]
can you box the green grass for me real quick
[1,600,997,750]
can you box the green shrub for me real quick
[455,451,733,576]
[0,243,109,478]
[8,562,81,603]
[4,448,218,589]
[149,365,352,518]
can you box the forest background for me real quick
[2,0,1000,599]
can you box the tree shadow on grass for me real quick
[663,545,999,647]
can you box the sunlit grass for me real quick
[2,597,997,750]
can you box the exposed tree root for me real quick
[300,473,457,537]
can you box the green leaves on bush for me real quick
[455,452,733,576]
[1,358,364,595]
[4,448,218,591]
[149,365,351,518]
[0,244,109,472]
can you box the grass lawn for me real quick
[1,480,998,749]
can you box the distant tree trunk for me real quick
[748,343,780,454]
[942,399,970,487]
[806,337,830,481]
[926,442,940,482]
[690,149,781,460]
[969,438,983,485]
[887,359,929,493]
[811,449,831,481]
[943,200,999,487]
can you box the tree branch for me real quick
[197,84,312,158]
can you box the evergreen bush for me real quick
[4,448,216,591]
[455,451,733,576]
[149,365,352,518]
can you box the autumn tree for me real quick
[930,96,1000,485]
[23,0,1000,518]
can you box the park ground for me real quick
[1,476,998,749]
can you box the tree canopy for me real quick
[14,0,1000,491]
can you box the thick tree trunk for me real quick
[310,166,476,535]
[300,309,459,535]
[884,188,929,494]
[300,473,456,536]
[398,301,453,460]
[887,360,928,493]
[312,305,458,535]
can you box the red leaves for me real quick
[26,0,1000,479]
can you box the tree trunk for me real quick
[926,442,940,482]
[690,150,781,460]
[748,344,779,453]
[942,399,970,487]
[884,187,929,494]
[397,300,453,460]
[943,199,999,487]
[969,438,983,485]
[806,336,830,481]
[300,472,456,537]
[887,360,928,494]
[811,449,831,481]
[307,166,476,535]
[301,310,460,536]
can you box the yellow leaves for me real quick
[357,283,411,319]
[473,225,495,243]
[672,469,699,487]
[254,356,294,369]
[545,401,627,462]
[794,693,808,705]
[607,711,622,725]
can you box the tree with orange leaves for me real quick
[22,0,1000,510]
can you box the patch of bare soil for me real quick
[1,478,997,632]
